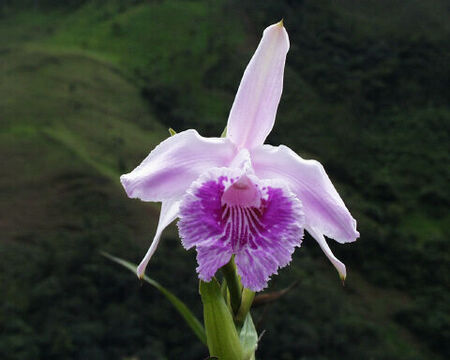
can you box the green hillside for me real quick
[1,1,448,359]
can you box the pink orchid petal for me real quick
[251,144,359,243]
[195,245,233,283]
[227,21,290,150]
[137,199,180,278]
[229,148,253,173]
[308,227,347,280]
[178,167,304,291]
[120,130,236,202]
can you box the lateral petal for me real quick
[251,144,359,243]
[308,227,347,280]
[121,130,236,202]
[227,21,290,150]
[137,199,180,278]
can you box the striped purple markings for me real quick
[120,22,359,291]
[178,170,304,291]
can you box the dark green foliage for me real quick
[0,174,205,359]
[0,0,449,359]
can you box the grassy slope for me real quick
[0,44,166,234]
[0,0,448,359]
[0,18,186,358]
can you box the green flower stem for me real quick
[200,279,244,360]
[221,277,228,299]
[235,288,255,327]
[221,258,242,314]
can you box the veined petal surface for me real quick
[178,167,304,291]
[120,130,236,202]
[227,21,290,150]
[137,198,180,278]
[251,145,359,244]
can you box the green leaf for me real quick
[200,279,244,360]
[239,313,258,360]
[102,252,206,345]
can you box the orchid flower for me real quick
[121,21,359,292]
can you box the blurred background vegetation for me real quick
[0,0,449,359]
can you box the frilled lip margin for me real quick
[120,21,359,291]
